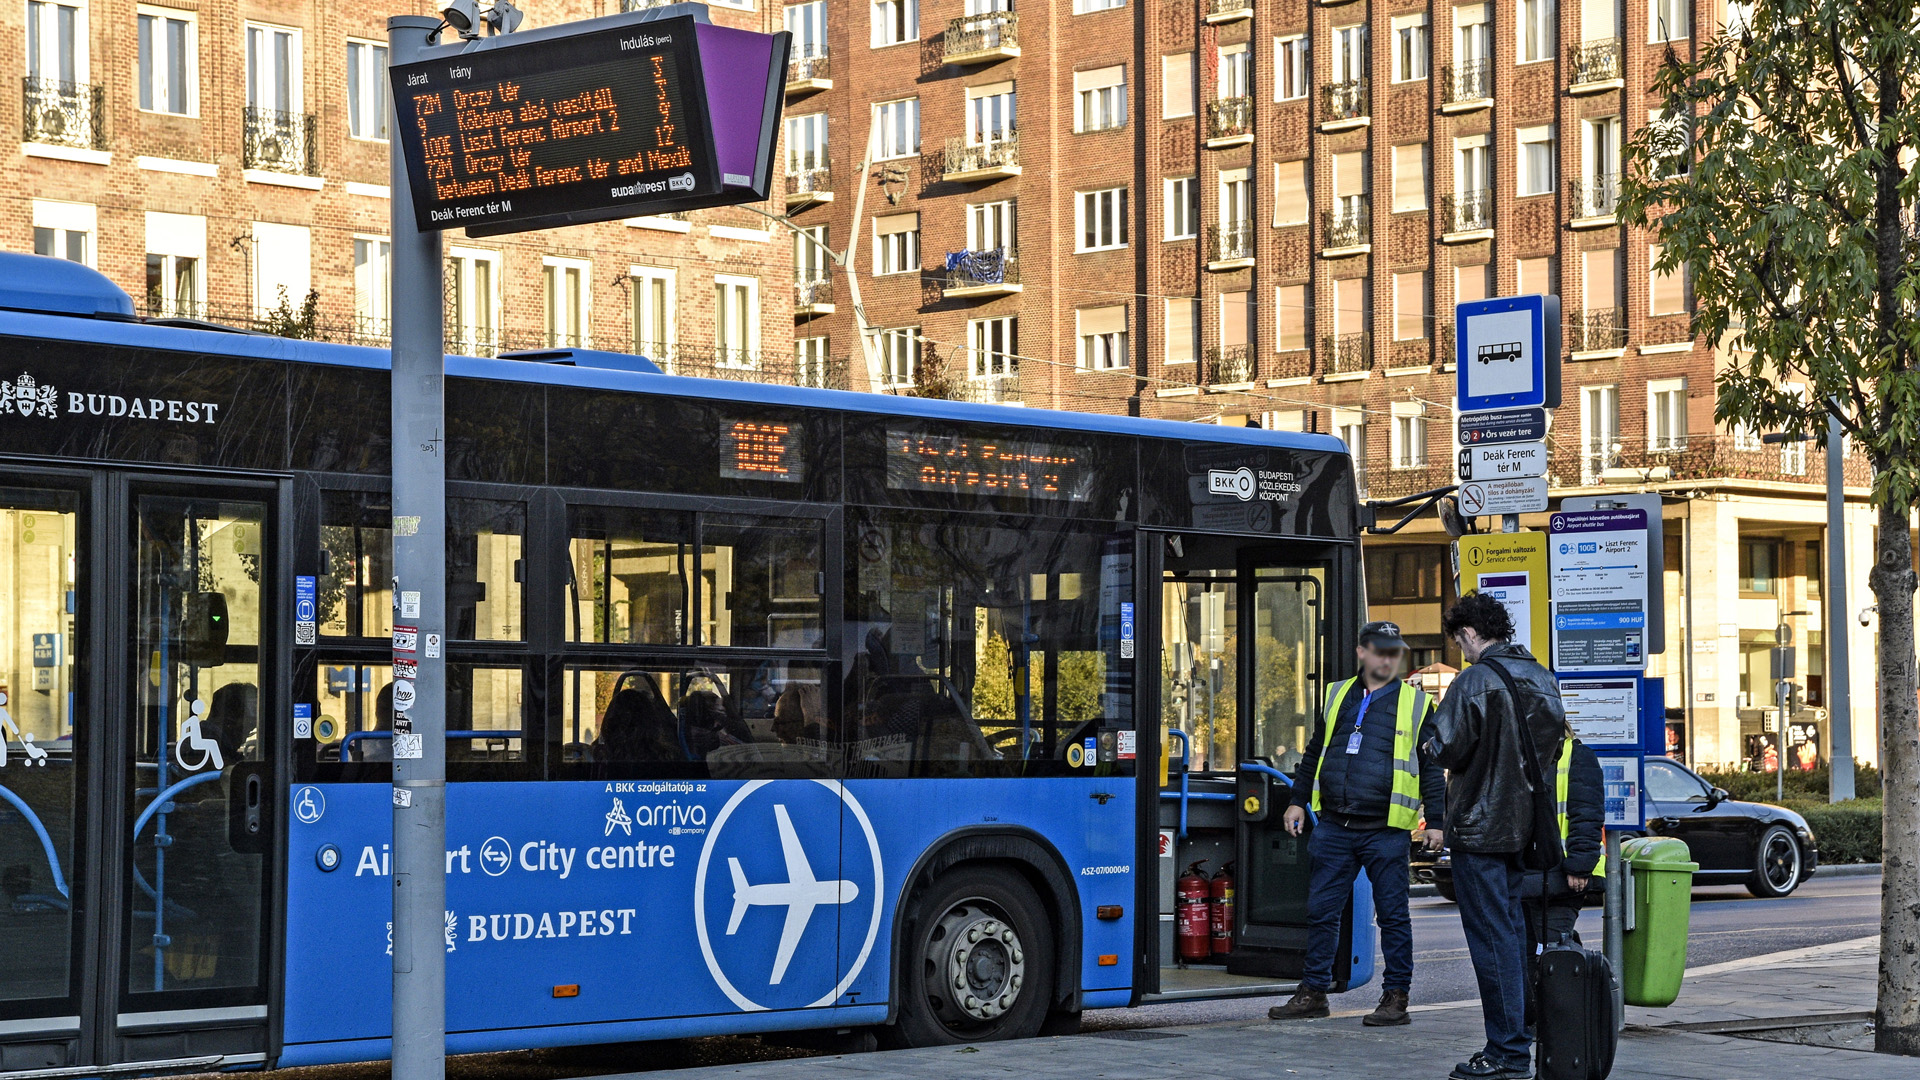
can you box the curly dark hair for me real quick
[1442,590,1515,643]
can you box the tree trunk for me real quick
[1871,497,1920,1055]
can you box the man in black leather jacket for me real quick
[1427,592,1568,1080]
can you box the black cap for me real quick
[1359,621,1409,651]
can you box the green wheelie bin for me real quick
[1620,836,1698,1007]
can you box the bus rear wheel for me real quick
[885,865,1055,1048]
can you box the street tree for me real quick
[1619,0,1920,1053]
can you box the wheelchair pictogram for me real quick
[175,698,226,773]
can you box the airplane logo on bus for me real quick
[695,780,885,1013]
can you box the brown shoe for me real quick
[1267,987,1330,1020]
[1362,988,1411,1026]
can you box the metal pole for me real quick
[1776,680,1788,804]
[1602,830,1624,1026]
[1825,409,1855,801]
[387,16,447,1080]
[839,113,883,384]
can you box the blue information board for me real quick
[1455,295,1562,413]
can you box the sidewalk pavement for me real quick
[640,935,1898,1080]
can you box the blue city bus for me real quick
[0,254,1375,1073]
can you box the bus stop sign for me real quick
[1455,295,1562,413]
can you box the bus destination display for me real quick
[390,17,722,233]
[720,418,803,483]
[886,427,1091,501]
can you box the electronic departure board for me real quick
[390,16,723,233]
[886,427,1093,502]
[720,418,804,483]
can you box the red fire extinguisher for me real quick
[1209,861,1236,956]
[1176,861,1211,961]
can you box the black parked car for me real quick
[1410,756,1818,901]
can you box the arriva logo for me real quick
[1208,467,1256,502]
[694,780,883,1012]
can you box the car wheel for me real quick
[881,865,1056,1048]
[1435,881,1457,903]
[1747,824,1804,898]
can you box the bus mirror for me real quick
[177,592,230,665]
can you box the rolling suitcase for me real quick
[1536,938,1618,1080]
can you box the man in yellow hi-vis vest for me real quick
[1268,621,1447,1028]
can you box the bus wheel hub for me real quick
[936,905,1025,1022]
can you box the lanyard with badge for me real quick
[1346,686,1383,754]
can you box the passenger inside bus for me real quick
[351,683,393,763]
[204,682,259,762]
[591,682,680,763]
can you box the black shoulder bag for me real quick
[1478,658,1563,873]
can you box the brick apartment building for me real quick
[3,0,1882,770]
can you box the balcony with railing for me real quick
[22,77,106,152]
[1572,172,1620,223]
[942,248,1021,298]
[959,373,1023,404]
[1441,188,1493,239]
[795,275,835,316]
[1438,323,1457,366]
[786,49,831,93]
[1549,433,1875,489]
[944,133,1021,181]
[243,106,317,176]
[785,163,832,207]
[1205,97,1254,148]
[1205,345,1256,386]
[618,0,681,9]
[1569,38,1624,90]
[1207,221,1255,270]
[1365,461,1456,501]
[1321,80,1368,127]
[1205,0,1254,23]
[1440,60,1491,110]
[1567,307,1627,352]
[1322,332,1371,375]
[1322,199,1371,254]
[944,12,1020,64]
[663,343,853,390]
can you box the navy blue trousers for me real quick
[1301,819,1414,993]
[1453,850,1531,1069]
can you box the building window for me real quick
[794,224,830,283]
[1520,0,1555,62]
[352,235,391,337]
[1220,291,1252,352]
[1649,377,1687,451]
[1392,403,1428,467]
[1392,143,1427,212]
[245,23,302,117]
[1165,177,1198,240]
[1274,159,1309,225]
[1648,243,1692,315]
[1331,23,1367,84]
[1163,52,1194,117]
[630,266,674,360]
[875,98,920,158]
[1166,297,1198,364]
[1333,150,1368,223]
[1275,284,1309,351]
[969,317,1017,377]
[1394,271,1428,341]
[1077,306,1128,369]
[251,221,311,317]
[795,335,832,385]
[1218,43,1250,99]
[871,0,917,47]
[1335,409,1366,488]
[786,0,828,57]
[1077,187,1128,251]
[1739,540,1777,596]
[31,199,93,267]
[1456,5,1490,68]
[1456,263,1491,304]
[145,211,205,317]
[346,40,389,140]
[543,257,590,349]
[28,1,89,89]
[1724,0,1753,34]
[874,213,919,275]
[969,82,1016,143]
[1583,247,1620,319]
[1583,116,1622,213]
[1648,107,1693,177]
[1221,169,1252,228]
[1075,0,1124,13]
[446,247,501,356]
[786,112,829,172]
[1275,36,1309,100]
[968,199,1017,251]
[714,275,760,366]
[1455,135,1490,202]
[1581,384,1620,483]
[1516,255,1555,296]
[1650,0,1688,40]
[879,326,920,387]
[1518,125,1555,195]
[1075,67,1126,132]
[137,7,196,115]
[1393,13,1429,82]
[1333,277,1368,337]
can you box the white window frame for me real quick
[714,274,761,367]
[1520,0,1555,63]
[969,316,1017,378]
[1392,13,1429,82]
[1334,408,1366,465]
[873,215,920,275]
[32,199,95,267]
[875,98,920,159]
[1518,124,1556,195]
[1220,170,1252,228]
[1391,402,1428,468]
[794,225,830,281]
[27,0,90,85]
[1648,377,1687,451]
[970,85,1017,144]
[1648,107,1692,176]
[1074,0,1124,13]
[786,0,828,57]
[136,5,197,116]
[1162,52,1194,118]
[1076,187,1128,252]
[1076,309,1129,370]
[1649,0,1688,40]
[785,112,829,173]
[244,22,303,116]
[346,39,389,141]
[145,210,206,316]
[1165,176,1198,240]
[352,234,391,335]
[1456,4,1491,66]
[543,256,591,349]
[446,246,502,356]
[630,266,675,362]
[968,199,1017,252]
[795,334,832,383]
[1581,383,1621,482]
[1455,134,1490,197]
[871,0,917,47]
[1274,159,1309,226]
[1392,143,1427,212]
[879,326,920,387]
[251,220,311,318]
[1275,35,1309,101]
[1076,72,1126,132]
[1218,43,1250,99]
[1331,24,1367,83]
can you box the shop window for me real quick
[1739,539,1776,596]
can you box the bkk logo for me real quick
[694,780,884,1012]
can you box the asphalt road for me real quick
[1081,871,1884,1030]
